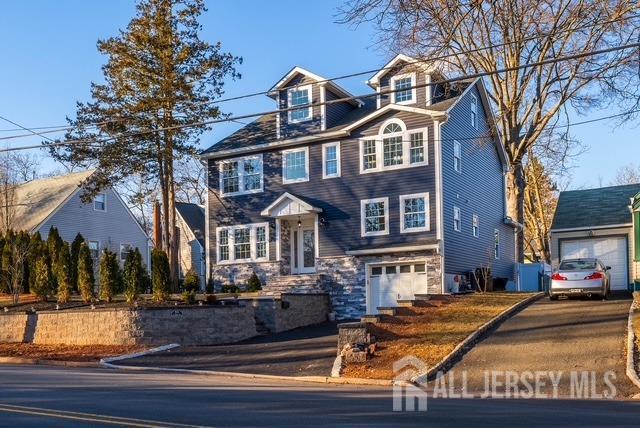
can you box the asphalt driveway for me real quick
[119,322,338,377]
[440,293,639,398]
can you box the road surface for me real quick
[0,365,639,426]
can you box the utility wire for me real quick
[2,40,639,152]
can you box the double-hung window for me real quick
[391,73,416,104]
[453,140,462,173]
[472,214,479,238]
[94,193,106,211]
[494,229,500,259]
[88,241,100,260]
[322,142,341,178]
[219,154,263,196]
[282,147,309,183]
[217,223,269,264]
[400,193,430,233]
[288,85,312,123]
[453,206,461,232]
[360,120,428,173]
[119,243,133,262]
[470,93,478,129]
[361,197,389,237]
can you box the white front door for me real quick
[291,225,316,274]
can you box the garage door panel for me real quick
[560,237,628,290]
[369,263,428,314]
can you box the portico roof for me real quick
[260,192,323,218]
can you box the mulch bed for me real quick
[0,343,143,362]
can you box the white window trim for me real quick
[218,154,264,197]
[287,84,312,124]
[453,140,462,173]
[322,141,341,179]
[400,192,430,233]
[119,242,133,262]
[359,120,429,174]
[470,93,478,129]
[88,240,100,259]
[360,197,389,237]
[453,206,461,232]
[494,229,500,260]
[93,193,107,212]
[472,214,479,238]
[216,222,269,265]
[390,72,417,105]
[282,146,310,184]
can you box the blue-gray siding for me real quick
[441,85,515,279]
[277,74,323,138]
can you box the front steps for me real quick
[360,293,450,323]
[262,274,325,296]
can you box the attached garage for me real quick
[366,262,429,314]
[559,236,628,290]
[550,183,640,292]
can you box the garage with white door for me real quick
[367,262,429,314]
[560,236,628,290]
[550,183,640,293]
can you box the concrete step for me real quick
[376,307,397,316]
[360,314,381,324]
[397,300,417,307]
[414,294,431,301]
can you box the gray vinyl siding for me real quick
[441,85,515,279]
[38,188,150,268]
[378,62,431,108]
[278,74,322,138]
[208,110,437,262]
[325,90,355,129]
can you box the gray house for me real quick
[550,183,640,291]
[10,170,150,268]
[176,202,206,288]
[201,54,517,319]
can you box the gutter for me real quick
[345,243,439,256]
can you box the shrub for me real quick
[56,243,72,304]
[221,283,240,294]
[77,243,95,303]
[70,233,84,293]
[32,256,54,301]
[183,269,200,293]
[205,294,217,304]
[246,272,262,292]
[47,227,63,267]
[182,290,196,305]
[28,232,43,292]
[1,240,12,294]
[151,248,170,302]
[123,248,145,304]
[205,278,215,294]
[99,249,119,303]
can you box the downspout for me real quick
[434,117,447,294]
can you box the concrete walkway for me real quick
[120,322,338,377]
[440,294,639,399]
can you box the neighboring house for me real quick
[9,170,150,268]
[201,54,517,319]
[550,183,640,292]
[633,191,640,290]
[176,202,206,288]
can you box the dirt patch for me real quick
[343,293,533,380]
[0,343,143,362]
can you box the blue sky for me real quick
[0,0,637,189]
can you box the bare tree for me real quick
[0,152,45,232]
[116,174,160,235]
[175,154,206,206]
[612,163,640,184]
[4,238,32,304]
[339,0,640,261]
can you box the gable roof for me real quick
[367,54,443,88]
[9,170,95,233]
[551,183,640,231]
[176,202,205,247]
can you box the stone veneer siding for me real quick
[0,306,257,346]
[316,251,442,320]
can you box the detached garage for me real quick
[550,183,640,291]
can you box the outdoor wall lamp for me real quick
[319,215,329,228]
[297,216,302,228]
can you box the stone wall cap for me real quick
[338,322,367,329]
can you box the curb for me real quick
[0,357,98,368]
[626,301,640,391]
[99,343,181,368]
[413,292,545,384]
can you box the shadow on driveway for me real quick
[117,322,340,377]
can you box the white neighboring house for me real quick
[10,170,150,268]
[176,202,206,289]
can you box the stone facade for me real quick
[252,293,329,333]
[211,261,280,290]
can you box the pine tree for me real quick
[151,248,170,302]
[123,248,144,304]
[56,242,72,304]
[28,232,43,292]
[46,0,241,287]
[70,233,84,293]
[77,242,95,304]
[47,227,63,266]
[99,249,119,303]
[32,256,54,301]
[1,240,12,294]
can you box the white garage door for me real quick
[368,263,428,314]
[560,237,628,290]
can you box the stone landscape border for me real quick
[626,300,640,391]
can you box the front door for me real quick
[291,225,316,274]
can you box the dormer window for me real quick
[470,93,478,128]
[390,73,416,105]
[288,85,312,123]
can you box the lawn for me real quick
[343,293,535,380]
[0,344,142,362]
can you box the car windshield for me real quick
[559,260,598,271]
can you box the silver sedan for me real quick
[550,258,611,300]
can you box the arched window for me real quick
[383,123,403,134]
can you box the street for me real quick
[0,365,639,427]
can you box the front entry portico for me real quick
[261,192,322,275]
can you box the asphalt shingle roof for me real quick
[176,202,205,247]
[551,183,640,230]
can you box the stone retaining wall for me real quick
[0,313,28,343]
[252,293,329,333]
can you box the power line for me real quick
[0,115,57,143]
[2,40,639,153]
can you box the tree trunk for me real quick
[506,164,526,263]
